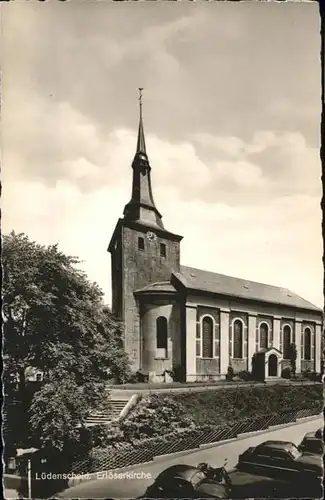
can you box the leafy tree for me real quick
[3,231,130,452]
[288,343,297,378]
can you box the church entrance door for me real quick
[268,354,278,377]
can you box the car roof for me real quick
[304,436,322,443]
[258,440,294,450]
[158,464,199,481]
[304,432,319,440]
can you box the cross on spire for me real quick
[136,87,146,154]
[139,87,143,108]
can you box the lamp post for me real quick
[27,459,32,499]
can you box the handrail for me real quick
[118,394,140,422]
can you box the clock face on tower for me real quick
[146,231,157,242]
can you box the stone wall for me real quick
[140,300,180,376]
[231,359,248,372]
[184,294,322,380]
[301,360,316,372]
[121,224,181,370]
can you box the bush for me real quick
[225,365,235,381]
[87,422,124,448]
[281,367,292,379]
[158,384,323,427]
[72,383,323,461]
[119,394,195,440]
[302,369,311,379]
[251,353,265,382]
[302,370,321,382]
[127,370,149,383]
[238,370,252,381]
[171,365,185,382]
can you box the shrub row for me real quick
[81,383,323,451]
[155,384,323,427]
[280,367,322,380]
[227,368,322,382]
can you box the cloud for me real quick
[4,178,322,308]
[193,134,245,158]
[2,1,320,145]
[2,2,322,309]
[3,87,320,206]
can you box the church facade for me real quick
[108,105,323,382]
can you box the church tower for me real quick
[108,90,183,370]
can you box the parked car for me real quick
[298,428,324,455]
[315,427,324,439]
[143,463,230,498]
[237,440,323,480]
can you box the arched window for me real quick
[233,320,243,359]
[259,322,269,350]
[202,316,213,358]
[304,327,311,361]
[283,325,291,359]
[156,316,168,358]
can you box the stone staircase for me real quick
[84,390,133,427]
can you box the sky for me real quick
[2,1,323,308]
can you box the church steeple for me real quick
[136,88,146,155]
[123,89,164,229]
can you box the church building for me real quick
[108,98,323,382]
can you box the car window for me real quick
[288,447,301,460]
[255,446,269,456]
[191,471,206,487]
[305,439,323,453]
[256,452,272,460]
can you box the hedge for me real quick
[154,384,323,427]
[73,384,323,453]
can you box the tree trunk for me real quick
[17,367,29,447]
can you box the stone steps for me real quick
[84,399,128,426]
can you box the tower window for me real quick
[160,243,166,257]
[138,237,145,250]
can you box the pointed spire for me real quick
[123,89,164,229]
[136,88,146,154]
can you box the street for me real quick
[57,416,322,499]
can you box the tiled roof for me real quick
[172,265,321,312]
